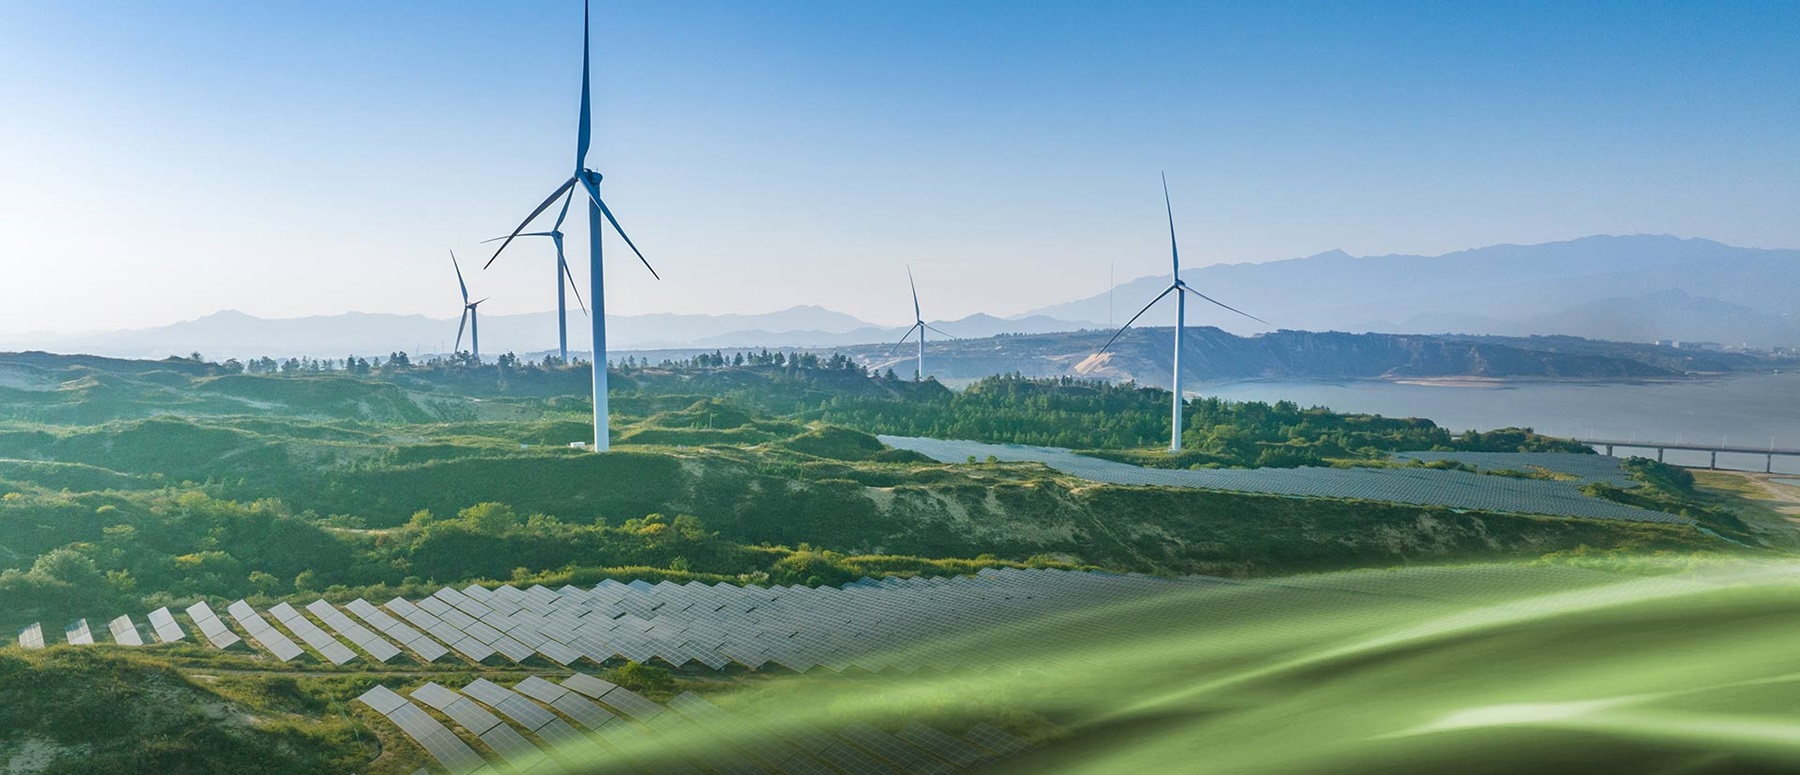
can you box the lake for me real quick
[1201,372,1800,474]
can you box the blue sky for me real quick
[1,1,1795,332]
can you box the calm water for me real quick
[1202,372,1800,474]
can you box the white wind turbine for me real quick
[480,192,587,363]
[891,267,954,381]
[451,251,489,363]
[1097,175,1269,452]
[486,0,659,452]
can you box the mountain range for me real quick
[4,235,1796,359]
[1029,234,1800,347]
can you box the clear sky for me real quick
[1,1,1796,333]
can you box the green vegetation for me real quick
[0,353,1741,634]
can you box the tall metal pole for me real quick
[471,310,480,363]
[918,326,925,381]
[588,177,609,451]
[1171,292,1185,452]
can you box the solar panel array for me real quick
[8,569,1225,679]
[355,685,489,775]
[880,435,1688,524]
[359,675,1033,775]
[1393,451,1641,487]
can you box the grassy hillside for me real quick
[0,352,1750,633]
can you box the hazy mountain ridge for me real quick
[1031,235,1800,347]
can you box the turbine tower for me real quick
[451,251,489,363]
[481,193,588,363]
[891,267,953,381]
[487,0,659,452]
[1097,175,1268,452]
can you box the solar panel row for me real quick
[20,568,1206,679]
[361,673,1017,775]
[355,685,488,775]
[306,599,401,662]
[185,601,242,649]
[226,599,305,662]
[345,597,451,662]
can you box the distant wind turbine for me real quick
[480,192,588,363]
[1096,175,1269,453]
[486,0,660,452]
[891,267,954,381]
[451,251,489,363]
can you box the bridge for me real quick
[1574,438,1800,472]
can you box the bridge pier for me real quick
[1657,448,1664,463]
[1769,453,1775,474]
[1605,444,1614,456]
[1710,450,1718,470]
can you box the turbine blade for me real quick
[907,266,920,320]
[576,0,591,169]
[481,233,556,243]
[580,177,660,280]
[485,177,578,269]
[559,253,589,316]
[1162,172,1180,278]
[889,323,923,355]
[550,185,575,233]
[924,324,956,339]
[1097,285,1176,355]
[1180,285,1271,326]
[455,309,469,353]
[451,250,469,303]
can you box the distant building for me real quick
[1672,341,1723,351]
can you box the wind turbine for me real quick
[891,267,953,381]
[451,251,489,363]
[480,192,588,363]
[486,0,659,452]
[1096,175,1269,453]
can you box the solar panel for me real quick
[64,619,94,645]
[146,607,185,643]
[17,622,44,650]
[107,615,145,646]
